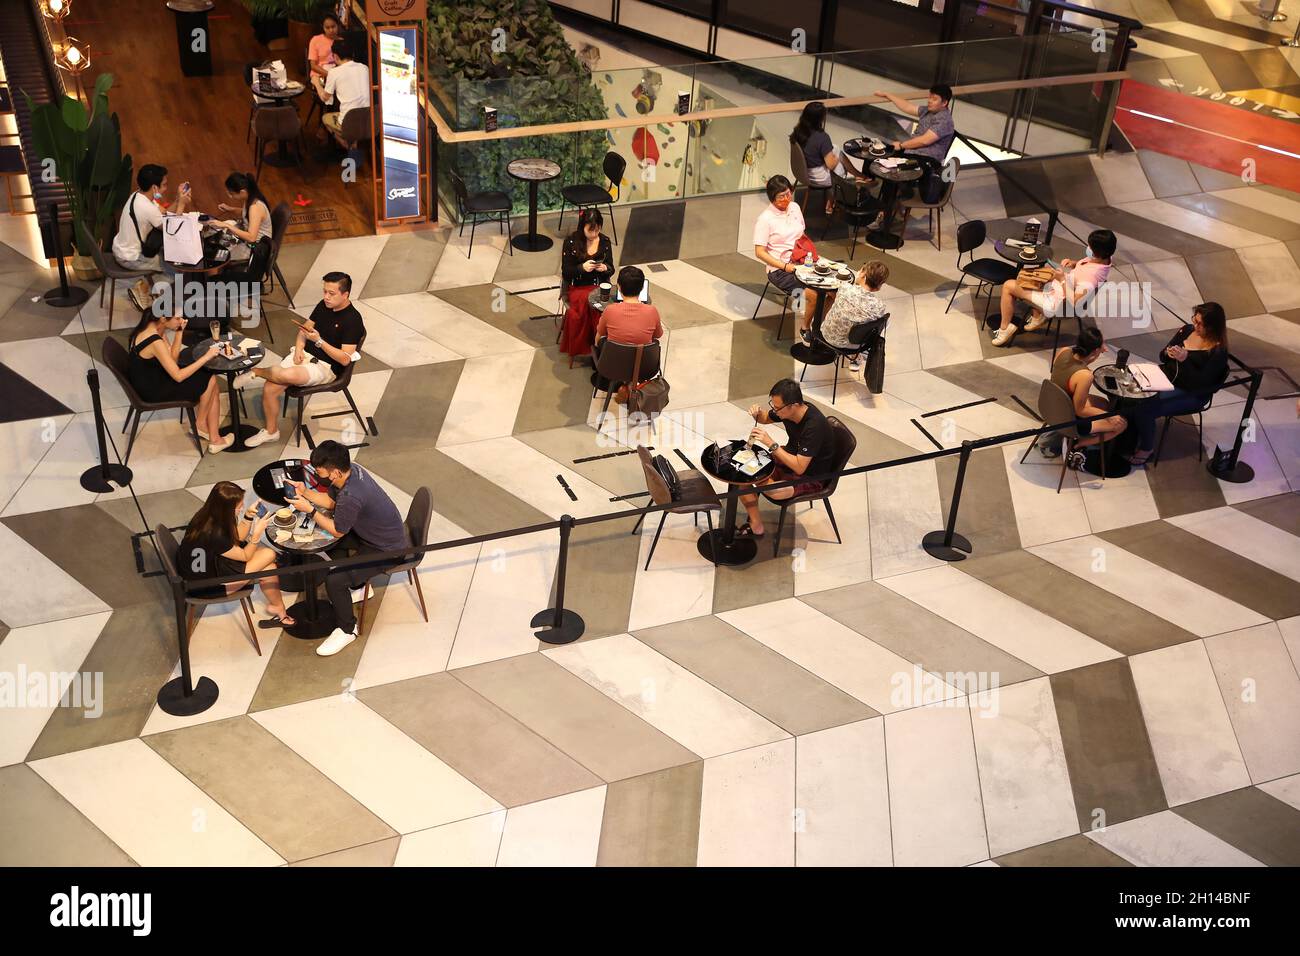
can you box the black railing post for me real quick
[79,368,133,493]
[42,202,90,308]
[532,513,585,644]
[156,577,220,716]
[1208,367,1261,484]
[923,439,975,561]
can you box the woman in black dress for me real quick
[180,480,294,627]
[127,310,227,452]
[559,208,614,366]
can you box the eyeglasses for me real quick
[768,399,784,415]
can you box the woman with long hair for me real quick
[126,309,228,452]
[179,481,295,627]
[1044,326,1127,469]
[559,207,615,365]
[1126,302,1230,465]
[215,172,272,245]
[790,101,839,213]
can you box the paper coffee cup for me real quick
[599,282,611,301]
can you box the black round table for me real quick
[994,238,1054,267]
[586,286,652,312]
[508,158,561,252]
[251,459,339,639]
[698,440,777,566]
[187,335,265,451]
[865,157,923,251]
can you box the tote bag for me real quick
[162,215,203,265]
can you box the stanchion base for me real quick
[531,608,585,644]
[43,286,91,308]
[1208,459,1255,483]
[157,675,219,716]
[922,530,973,562]
[80,463,133,493]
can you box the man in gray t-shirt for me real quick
[875,84,956,164]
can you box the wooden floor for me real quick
[67,0,373,242]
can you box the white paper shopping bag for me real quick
[162,215,203,265]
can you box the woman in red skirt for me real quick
[559,208,615,366]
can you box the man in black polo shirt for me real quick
[285,440,410,657]
[736,379,838,540]
[235,270,365,447]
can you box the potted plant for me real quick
[242,0,290,48]
[24,73,134,279]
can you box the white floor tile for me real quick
[393,812,506,866]
[437,351,536,446]
[0,523,109,628]
[1086,810,1263,866]
[795,718,893,866]
[1168,506,1300,582]
[1204,623,1300,784]
[697,739,796,866]
[496,786,607,867]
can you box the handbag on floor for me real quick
[864,338,886,394]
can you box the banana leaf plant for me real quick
[23,73,134,256]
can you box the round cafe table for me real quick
[186,334,265,451]
[698,440,777,566]
[508,157,561,252]
[866,157,923,251]
[1076,362,1154,479]
[586,285,653,312]
[250,459,339,640]
[994,238,1054,267]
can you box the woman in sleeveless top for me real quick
[215,172,273,244]
[180,481,295,627]
[126,310,229,453]
[1047,326,1127,470]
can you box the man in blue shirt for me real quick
[875,84,957,202]
[285,440,411,656]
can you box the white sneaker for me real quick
[1023,314,1049,332]
[991,327,1017,347]
[848,359,863,372]
[244,428,280,448]
[196,428,210,441]
[350,582,375,604]
[316,628,357,657]
[206,435,235,454]
[231,370,260,390]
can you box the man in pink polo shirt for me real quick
[753,174,825,344]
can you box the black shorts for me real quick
[768,268,806,295]
[1076,418,1093,437]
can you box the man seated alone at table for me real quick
[284,440,410,657]
[734,379,839,540]
[873,84,956,203]
[991,228,1115,347]
[596,266,663,345]
[312,38,370,149]
[233,271,364,447]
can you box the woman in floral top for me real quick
[820,260,889,368]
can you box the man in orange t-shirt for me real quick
[596,266,663,345]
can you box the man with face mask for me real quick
[112,164,192,285]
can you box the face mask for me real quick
[1084,246,1094,258]
[152,190,163,200]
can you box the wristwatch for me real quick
[768,441,780,456]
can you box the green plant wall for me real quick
[426,0,608,218]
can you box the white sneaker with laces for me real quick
[351,582,374,604]
[231,370,260,390]
[316,628,357,657]
[244,428,280,448]
[206,436,235,454]
[991,327,1017,347]
[1023,314,1049,332]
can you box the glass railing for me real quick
[434,33,1127,221]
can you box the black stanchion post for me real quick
[1208,368,1260,484]
[531,513,585,644]
[41,202,91,308]
[78,368,133,492]
[922,439,975,561]
[156,577,219,716]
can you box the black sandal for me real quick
[734,523,766,539]
[259,614,295,629]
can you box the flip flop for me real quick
[734,523,766,539]
[259,614,295,629]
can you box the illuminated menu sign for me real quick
[379,27,420,220]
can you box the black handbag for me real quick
[650,454,681,500]
[245,236,273,282]
[129,193,164,258]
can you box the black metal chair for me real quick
[450,169,512,259]
[261,201,294,315]
[630,446,721,570]
[281,332,370,448]
[155,525,261,656]
[797,313,889,404]
[77,221,155,331]
[945,220,1017,320]
[558,150,626,244]
[762,415,856,558]
[900,157,958,250]
[1151,389,1218,468]
[751,273,794,341]
[102,338,204,464]
[831,173,883,261]
[356,486,432,636]
[593,339,661,421]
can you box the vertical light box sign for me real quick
[379,26,421,220]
